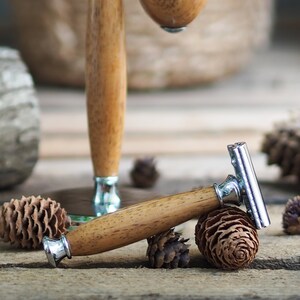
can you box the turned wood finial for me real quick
[139,0,207,32]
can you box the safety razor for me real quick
[43,142,270,267]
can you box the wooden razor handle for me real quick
[86,0,126,177]
[66,186,219,256]
[140,0,207,29]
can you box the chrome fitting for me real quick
[214,175,241,207]
[43,235,71,268]
[161,26,186,33]
[93,176,121,216]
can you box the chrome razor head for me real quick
[228,142,271,229]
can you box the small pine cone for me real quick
[147,228,190,269]
[130,157,159,188]
[0,195,71,249]
[195,207,259,270]
[283,196,300,235]
[262,121,300,180]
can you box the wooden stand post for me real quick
[86,0,126,178]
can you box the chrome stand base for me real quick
[92,176,121,216]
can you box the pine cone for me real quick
[0,195,71,249]
[147,228,190,268]
[283,195,300,235]
[130,157,159,188]
[262,120,300,180]
[195,207,259,270]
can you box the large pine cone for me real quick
[195,207,259,270]
[0,195,70,249]
[262,122,300,180]
[130,157,159,188]
[283,195,300,235]
[147,228,190,268]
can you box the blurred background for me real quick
[0,0,299,197]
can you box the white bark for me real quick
[0,47,39,189]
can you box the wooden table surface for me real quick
[0,204,299,300]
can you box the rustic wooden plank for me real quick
[0,268,299,300]
[41,107,288,135]
[40,132,263,157]
[38,86,293,158]
[0,205,299,300]
[40,103,284,157]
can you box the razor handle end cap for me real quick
[43,235,71,268]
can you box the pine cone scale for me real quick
[283,196,300,235]
[195,207,259,270]
[0,196,70,249]
[130,157,159,188]
[262,122,300,180]
[147,228,190,269]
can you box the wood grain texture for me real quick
[139,0,207,28]
[66,186,219,256]
[86,0,126,177]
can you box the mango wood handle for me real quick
[139,0,207,29]
[86,0,126,177]
[66,186,219,256]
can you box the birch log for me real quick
[0,47,39,189]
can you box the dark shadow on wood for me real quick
[1,256,299,271]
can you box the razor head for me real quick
[228,142,271,229]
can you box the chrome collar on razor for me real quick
[43,142,270,267]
